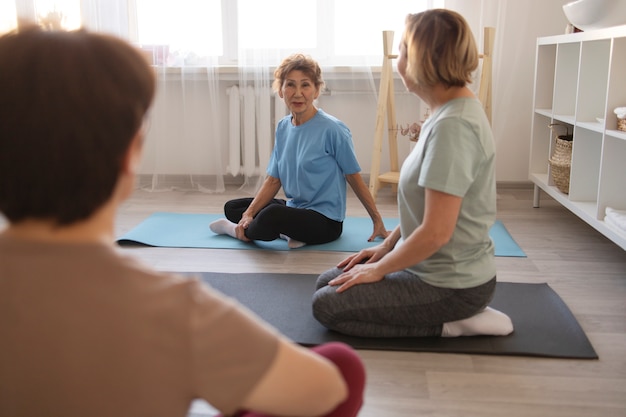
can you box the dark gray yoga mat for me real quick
[192,272,597,359]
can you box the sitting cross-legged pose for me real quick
[210,53,388,249]
[312,9,514,339]
[0,27,365,417]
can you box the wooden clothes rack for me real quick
[368,27,495,199]
[368,31,399,198]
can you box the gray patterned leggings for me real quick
[312,267,496,338]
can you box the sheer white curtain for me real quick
[231,0,436,194]
[5,0,442,194]
[131,0,434,194]
[132,0,226,193]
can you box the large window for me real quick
[135,0,224,66]
[237,0,318,50]
[0,1,17,33]
[334,0,430,57]
[17,0,81,30]
[5,0,443,66]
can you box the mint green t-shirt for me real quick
[397,98,496,288]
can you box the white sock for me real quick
[287,238,306,249]
[279,233,306,249]
[209,218,237,238]
[441,307,514,337]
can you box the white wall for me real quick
[316,77,423,181]
[447,0,569,182]
[141,0,571,183]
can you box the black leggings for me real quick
[224,198,343,244]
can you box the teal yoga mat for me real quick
[117,212,526,257]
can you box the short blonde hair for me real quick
[403,9,478,89]
[272,53,324,93]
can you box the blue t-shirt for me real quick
[266,109,361,222]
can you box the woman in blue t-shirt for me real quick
[210,54,388,248]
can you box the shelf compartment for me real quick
[598,135,626,218]
[568,127,601,203]
[553,43,580,117]
[576,39,611,123]
[533,44,556,110]
[529,113,552,175]
[606,37,626,132]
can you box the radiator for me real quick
[227,85,287,177]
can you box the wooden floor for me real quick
[115,184,626,417]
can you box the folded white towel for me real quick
[604,206,626,233]
[606,206,626,217]
[615,107,626,119]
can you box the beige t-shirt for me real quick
[0,235,280,417]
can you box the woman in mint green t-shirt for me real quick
[313,9,514,339]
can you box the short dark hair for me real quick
[272,53,324,93]
[0,27,156,225]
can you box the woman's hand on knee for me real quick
[338,245,388,271]
[234,224,251,242]
[236,214,253,241]
[329,264,384,293]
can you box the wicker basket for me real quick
[548,124,573,194]
[618,117,626,132]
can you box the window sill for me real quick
[152,65,394,82]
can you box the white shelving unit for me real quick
[529,25,626,250]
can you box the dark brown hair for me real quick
[403,9,478,89]
[272,53,324,93]
[0,27,155,225]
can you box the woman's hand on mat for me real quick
[329,263,384,293]
[337,244,390,271]
[368,219,390,242]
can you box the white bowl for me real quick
[563,0,626,31]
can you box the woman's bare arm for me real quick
[345,173,389,241]
[240,338,348,416]
[329,188,462,292]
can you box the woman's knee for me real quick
[313,268,346,326]
[316,267,343,290]
[224,198,253,223]
[311,342,365,390]
[251,204,285,227]
[312,286,341,328]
